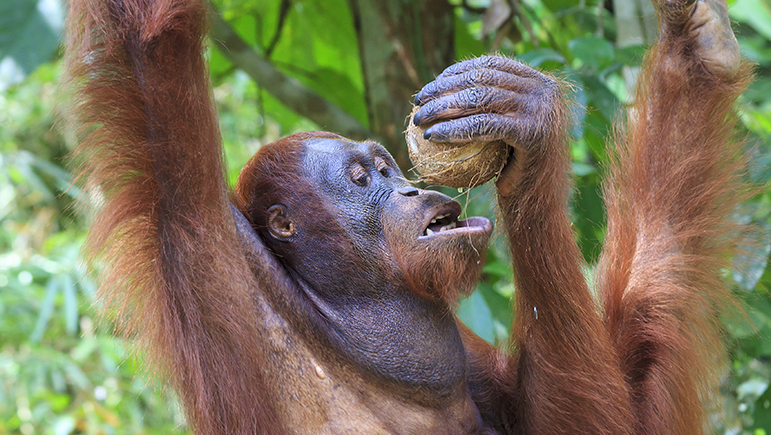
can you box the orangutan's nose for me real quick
[396,186,419,197]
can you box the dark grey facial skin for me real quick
[269,137,474,399]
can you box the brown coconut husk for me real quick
[406,107,509,189]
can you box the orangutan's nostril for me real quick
[397,186,419,197]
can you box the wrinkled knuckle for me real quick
[480,56,502,69]
[480,68,496,81]
[439,119,469,140]
[429,123,447,141]
[464,114,489,136]
[422,81,437,97]
[462,87,484,106]
[440,63,459,77]
[463,71,479,88]
[509,58,526,71]
[418,107,432,122]
[425,102,443,120]
[467,69,490,85]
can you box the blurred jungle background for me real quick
[2,0,771,433]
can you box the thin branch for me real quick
[521,1,560,51]
[595,0,604,38]
[510,0,539,47]
[210,14,371,140]
[265,0,292,58]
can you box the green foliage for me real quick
[211,0,367,134]
[0,60,188,434]
[2,0,771,433]
[0,0,62,91]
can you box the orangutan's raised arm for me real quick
[64,0,282,432]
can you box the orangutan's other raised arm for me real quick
[597,0,751,433]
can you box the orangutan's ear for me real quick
[267,204,295,240]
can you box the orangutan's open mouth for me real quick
[420,203,493,238]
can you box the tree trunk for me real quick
[348,0,455,170]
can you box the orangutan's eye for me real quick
[375,158,390,177]
[351,165,370,187]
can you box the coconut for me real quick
[405,106,509,189]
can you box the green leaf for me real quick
[455,15,487,59]
[13,152,54,200]
[744,139,771,185]
[302,67,368,126]
[615,44,646,67]
[0,0,62,88]
[746,78,771,106]
[62,362,89,390]
[542,0,577,12]
[569,36,615,70]
[753,383,771,431]
[457,290,495,343]
[483,260,512,279]
[562,68,587,138]
[573,173,605,263]
[579,73,620,123]
[734,230,771,292]
[572,162,596,177]
[48,393,71,413]
[219,0,367,130]
[478,282,512,337]
[731,0,771,41]
[517,49,566,69]
[738,378,769,400]
[25,151,81,199]
[727,292,771,339]
[50,366,66,392]
[30,276,57,343]
[208,45,233,79]
[61,274,78,335]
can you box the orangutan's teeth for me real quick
[426,228,435,235]
[439,222,456,232]
[431,214,449,225]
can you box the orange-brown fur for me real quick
[597,34,753,435]
[65,0,281,432]
[462,6,751,435]
[65,0,752,433]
